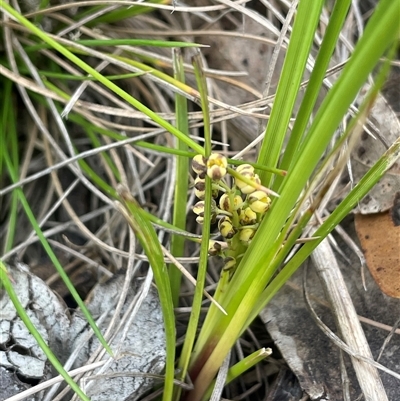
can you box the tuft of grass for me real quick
[1,0,399,400]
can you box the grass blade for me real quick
[257,0,325,187]
[274,0,353,191]
[174,53,213,400]
[169,48,190,306]
[116,188,176,401]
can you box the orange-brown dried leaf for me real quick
[355,210,400,298]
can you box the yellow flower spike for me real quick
[218,216,237,239]
[248,190,272,213]
[208,240,222,256]
[206,153,227,181]
[192,154,207,176]
[239,207,257,226]
[239,227,256,244]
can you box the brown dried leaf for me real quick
[355,196,400,298]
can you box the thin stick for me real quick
[311,239,389,400]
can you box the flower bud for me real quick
[194,177,219,199]
[238,174,261,194]
[196,215,204,224]
[236,164,254,175]
[194,176,205,190]
[195,189,205,200]
[218,216,237,239]
[192,154,207,175]
[239,227,256,244]
[239,207,257,226]
[193,200,217,225]
[219,193,230,212]
[206,153,227,181]
[193,201,205,216]
[248,191,271,213]
[235,164,261,194]
[233,195,244,209]
[208,240,222,256]
[219,193,243,212]
[193,199,217,214]
[194,176,206,199]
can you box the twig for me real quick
[310,238,388,401]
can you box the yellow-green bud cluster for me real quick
[192,153,227,200]
[191,156,272,257]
